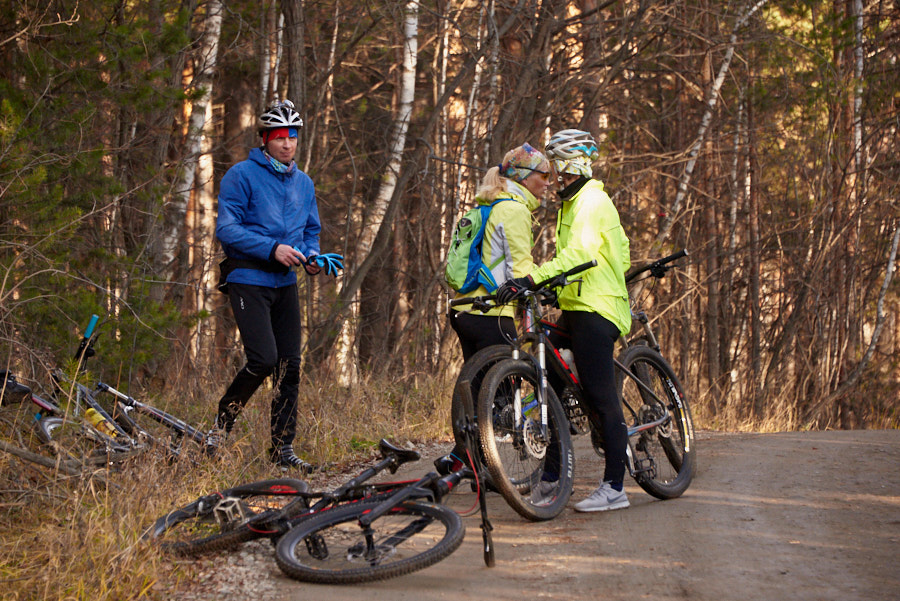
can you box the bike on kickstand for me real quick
[448,250,696,521]
[145,421,497,584]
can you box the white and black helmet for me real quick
[258,99,303,133]
[545,129,599,178]
[546,129,599,160]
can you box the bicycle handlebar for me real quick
[625,248,687,283]
[74,314,101,363]
[449,259,598,310]
[532,259,597,290]
[84,314,99,339]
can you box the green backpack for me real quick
[445,198,514,293]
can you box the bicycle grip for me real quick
[84,314,99,339]
[563,259,598,279]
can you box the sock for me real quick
[607,481,624,492]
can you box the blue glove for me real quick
[495,275,533,305]
[308,253,344,276]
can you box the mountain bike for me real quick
[449,250,695,520]
[0,315,209,466]
[147,427,497,584]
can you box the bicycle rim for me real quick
[275,499,464,584]
[477,359,574,521]
[144,478,309,555]
[617,345,695,499]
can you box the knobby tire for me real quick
[144,478,309,555]
[616,345,696,499]
[477,358,574,521]
[275,499,464,584]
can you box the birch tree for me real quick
[332,0,419,385]
[154,0,223,292]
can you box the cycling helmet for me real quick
[258,99,303,133]
[545,129,599,178]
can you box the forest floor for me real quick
[161,429,900,601]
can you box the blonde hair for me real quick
[475,166,505,201]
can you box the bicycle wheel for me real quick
[450,344,512,451]
[477,358,574,521]
[617,345,695,499]
[32,414,140,465]
[144,478,309,555]
[275,499,464,584]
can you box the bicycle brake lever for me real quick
[472,298,493,313]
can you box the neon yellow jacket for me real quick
[453,180,540,318]
[530,179,632,336]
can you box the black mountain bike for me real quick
[449,250,695,521]
[146,426,497,584]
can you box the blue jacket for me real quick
[216,147,321,288]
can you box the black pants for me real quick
[550,311,628,485]
[449,311,516,361]
[216,282,301,450]
[446,311,517,458]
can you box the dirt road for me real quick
[173,430,900,601]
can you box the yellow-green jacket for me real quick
[530,179,632,336]
[453,180,540,319]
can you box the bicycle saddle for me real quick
[378,438,421,466]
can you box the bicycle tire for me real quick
[450,344,513,451]
[32,415,141,465]
[616,345,695,499]
[0,410,53,455]
[275,499,464,584]
[477,358,574,521]
[144,478,309,555]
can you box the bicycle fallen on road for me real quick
[145,423,497,584]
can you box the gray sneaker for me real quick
[573,482,630,513]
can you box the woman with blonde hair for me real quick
[436,142,553,474]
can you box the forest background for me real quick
[1,0,898,441]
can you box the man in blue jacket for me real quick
[210,99,321,473]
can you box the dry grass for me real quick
[0,371,455,600]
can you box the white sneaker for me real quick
[573,482,630,513]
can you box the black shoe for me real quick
[433,454,464,476]
[271,446,316,475]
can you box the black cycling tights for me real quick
[552,311,628,485]
[449,311,516,361]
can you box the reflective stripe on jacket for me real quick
[529,179,632,336]
[216,147,321,288]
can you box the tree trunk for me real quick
[155,0,223,292]
[332,0,420,385]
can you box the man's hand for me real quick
[303,254,322,275]
[495,275,533,305]
[308,253,344,276]
[275,244,306,267]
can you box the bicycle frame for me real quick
[92,381,206,447]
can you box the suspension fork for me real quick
[514,339,550,440]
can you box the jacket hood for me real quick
[475,179,541,212]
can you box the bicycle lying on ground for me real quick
[145,425,496,584]
[0,315,209,467]
[448,250,695,521]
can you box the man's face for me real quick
[266,133,298,164]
